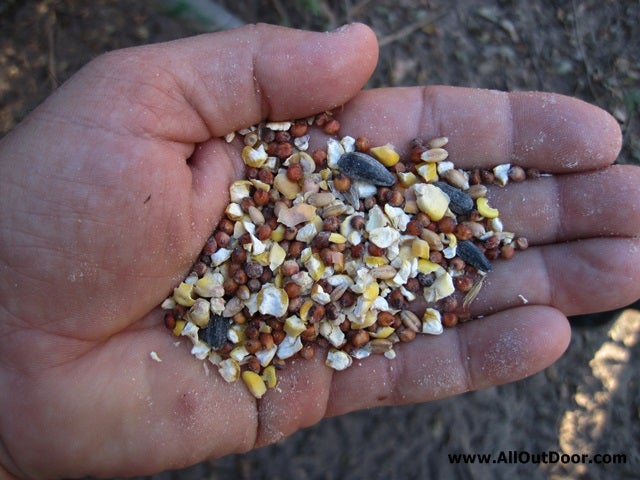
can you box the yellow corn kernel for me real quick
[262,365,278,389]
[228,324,246,344]
[364,255,388,267]
[241,144,268,168]
[311,214,324,233]
[259,323,272,333]
[304,253,325,281]
[218,358,240,383]
[422,308,443,335]
[397,244,413,262]
[369,144,400,167]
[350,309,377,329]
[363,282,380,301]
[328,232,347,244]
[398,171,418,188]
[417,259,442,274]
[242,371,267,399]
[427,272,455,302]
[274,172,301,200]
[414,183,450,221]
[320,168,332,181]
[256,286,289,318]
[187,298,210,327]
[172,320,186,337]
[284,315,307,337]
[249,178,271,192]
[416,162,438,182]
[173,282,196,307]
[230,345,249,362]
[224,202,244,221]
[269,242,286,271]
[270,224,286,242]
[423,307,441,323]
[229,180,253,203]
[299,300,314,322]
[442,233,458,259]
[252,252,270,266]
[194,271,222,298]
[273,270,283,288]
[369,326,395,339]
[476,197,499,218]
[411,238,431,259]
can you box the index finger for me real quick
[335,87,622,172]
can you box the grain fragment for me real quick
[420,147,449,162]
[326,349,353,370]
[369,144,400,167]
[277,203,317,228]
[161,117,527,398]
[476,197,500,218]
[242,370,267,399]
[414,183,450,221]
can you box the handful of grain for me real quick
[160,113,530,398]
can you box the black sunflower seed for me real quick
[434,182,474,215]
[337,151,396,187]
[200,315,230,350]
[457,240,492,272]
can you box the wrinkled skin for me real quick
[0,23,639,480]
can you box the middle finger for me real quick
[488,165,640,245]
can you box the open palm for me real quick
[0,24,638,479]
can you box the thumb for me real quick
[0,24,378,340]
[37,23,380,142]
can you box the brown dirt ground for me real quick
[1,1,639,479]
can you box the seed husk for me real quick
[463,276,486,310]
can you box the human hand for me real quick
[1,23,638,479]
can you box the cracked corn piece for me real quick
[284,315,307,337]
[369,144,400,167]
[241,144,268,167]
[326,349,353,371]
[422,308,444,335]
[277,334,303,359]
[257,285,289,317]
[476,197,499,218]
[261,365,278,389]
[218,358,241,383]
[242,371,267,399]
[173,282,196,307]
[414,183,450,221]
[187,298,210,327]
[416,162,438,182]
